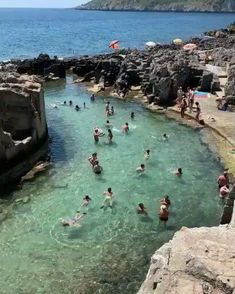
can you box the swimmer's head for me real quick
[138,203,145,209]
[146,150,150,154]
[95,161,99,165]
[141,164,145,169]
[92,153,97,157]
[108,187,112,193]
[126,122,128,126]
[84,195,91,201]
[107,120,110,123]
[178,168,182,174]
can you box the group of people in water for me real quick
[61,92,231,228]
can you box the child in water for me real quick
[122,123,129,133]
[136,164,145,173]
[137,203,148,215]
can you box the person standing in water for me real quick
[110,106,114,115]
[217,171,229,188]
[75,105,80,111]
[107,129,113,144]
[100,187,113,209]
[160,195,171,208]
[90,94,95,102]
[122,123,129,133]
[106,120,112,128]
[69,100,73,106]
[131,112,135,119]
[88,153,97,167]
[93,128,103,143]
[159,204,169,226]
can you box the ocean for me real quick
[0,9,234,60]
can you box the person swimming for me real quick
[100,187,113,209]
[90,94,95,102]
[163,133,169,140]
[110,106,114,115]
[137,203,148,215]
[107,129,113,144]
[136,164,145,173]
[75,105,80,111]
[61,211,86,227]
[122,122,129,133]
[174,168,182,176]
[106,120,112,128]
[81,195,92,207]
[93,161,103,174]
[131,112,135,119]
[144,150,150,160]
[88,152,97,167]
[69,100,73,106]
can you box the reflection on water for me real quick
[0,77,222,293]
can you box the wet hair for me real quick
[126,122,129,126]
[165,195,169,200]
[178,168,182,174]
[108,187,112,193]
[95,161,99,165]
[63,101,66,104]
[84,195,91,201]
[146,150,150,154]
[94,129,99,133]
[138,203,145,209]
[163,133,167,137]
[106,120,110,123]
[92,153,97,157]
[69,100,73,104]
[140,164,145,168]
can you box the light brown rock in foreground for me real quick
[138,226,235,294]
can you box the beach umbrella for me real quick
[173,38,183,45]
[183,43,197,51]
[109,40,119,49]
[145,41,156,47]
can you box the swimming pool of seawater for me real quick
[0,76,223,294]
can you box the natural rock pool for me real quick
[0,77,222,294]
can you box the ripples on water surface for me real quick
[0,77,223,293]
[0,9,235,59]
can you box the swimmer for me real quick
[137,203,148,215]
[83,102,86,109]
[61,211,86,227]
[90,94,95,102]
[69,100,73,106]
[136,164,145,173]
[122,122,129,133]
[219,185,230,198]
[93,161,103,174]
[144,150,150,160]
[106,120,112,128]
[174,168,182,176]
[93,128,102,143]
[81,195,92,207]
[110,106,114,115]
[131,112,135,119]
[160,195,171,208]
[88,152,97,167]
[75,105,80,111]
[62,101,67,105]
[163,133,169,140]
[100,187,113,209]
[159,204,169,226]
[105,101,110,112]
[107,129,113,144]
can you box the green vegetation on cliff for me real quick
[76,0,235,12]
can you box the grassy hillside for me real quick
[76,0,235,12]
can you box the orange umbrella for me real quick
[109,40,119,48]
[183,43,197,51]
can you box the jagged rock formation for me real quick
[138,225,235,294]
[0,64,48,190]
[77,0,235,12]
[17,54,66,80]
[71,29,235,104]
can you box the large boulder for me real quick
[225,65,235,96]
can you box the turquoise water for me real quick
[0,9,235,60]
[0,76,222,293]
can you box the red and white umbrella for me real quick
[183,43,197,51]
[109,40,119,49]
